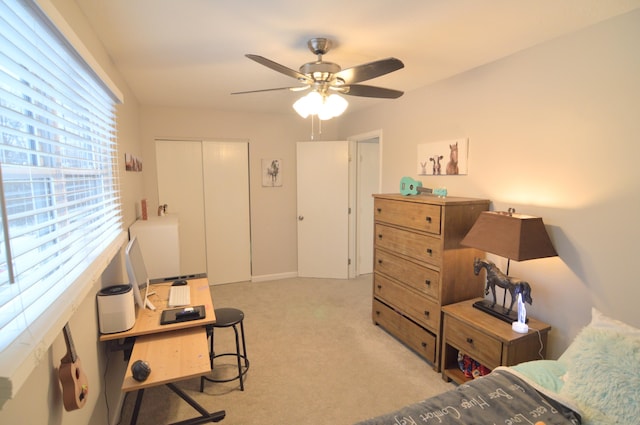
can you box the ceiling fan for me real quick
[232,37,405,100]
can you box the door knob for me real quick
[298,216,304,221]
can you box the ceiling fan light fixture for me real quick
[293,90,321,118]
[236,38,405,120]
[324,93,348,118]
[293,91,348,120]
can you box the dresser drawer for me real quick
[444,315,502,369]
[372,299,437,363]
[374,273,440,331]
[375,223,442,266]
[374,198,441,234]
[374,249,440,301]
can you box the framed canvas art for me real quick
[262,158,282,187]
[417,138,468,176]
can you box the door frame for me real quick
[348,130,382,278]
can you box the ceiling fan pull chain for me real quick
[311,114,315,140]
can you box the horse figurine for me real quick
[473,258,533,313]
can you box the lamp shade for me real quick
[460,211,557,261]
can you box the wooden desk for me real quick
[101,277,225,424]
[100,277,216,341]
[122,327,210,392]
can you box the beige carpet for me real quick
[118,275,454,425]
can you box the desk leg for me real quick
[166,383,226,425]
[127,385,225,425]
[130,389,145,425]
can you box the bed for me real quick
[355,308,640,425]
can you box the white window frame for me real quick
[0,0,125,405]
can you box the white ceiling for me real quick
[75,0,640,115]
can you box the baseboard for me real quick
[251,271,298,282]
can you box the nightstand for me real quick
[441,298,551,384]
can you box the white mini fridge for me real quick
[129,215,180,280]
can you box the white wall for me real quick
[338,9,640,358]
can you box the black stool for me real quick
[200,307,249,392]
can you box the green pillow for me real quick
[559,326,640,425]
[511,360,566,393]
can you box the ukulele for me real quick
[58,323,89,411]
[399,176,448,197]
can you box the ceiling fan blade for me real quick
[342,84,404,99]
[231,86,310,95]
[245,54,312,83]
[334,58,404,84]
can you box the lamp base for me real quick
[472,299,528,324]
[512,321,529,333]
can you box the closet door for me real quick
[156,140,207,275]
[156,140,251,284]
[202,141,251,284]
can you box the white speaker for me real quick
[97,284,136,334]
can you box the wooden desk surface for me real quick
[100,277,216,341]
[122,326,210,392]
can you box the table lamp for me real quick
[460,209,557,329]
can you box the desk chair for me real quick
[200,307,250,391]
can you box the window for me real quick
[0,0,122,359]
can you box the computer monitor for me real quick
[125,236,156,310]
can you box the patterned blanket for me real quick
[355,369,581,425]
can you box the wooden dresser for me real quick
[372,194,490,370]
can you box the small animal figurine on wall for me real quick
[420,161,428,175]
[430,155,443,175]
[446,142,459,175]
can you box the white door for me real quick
[296,141,349,278]
[156,140,207,275]
[202,141,251,284]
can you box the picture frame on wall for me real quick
[125,153,143,172]
[417,138,468,176]
[262,158,282,187]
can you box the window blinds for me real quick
[0,0,122,352]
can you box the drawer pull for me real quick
[377,285,382,290]
[377,208,382,213]
[377,234,383,239]
[424,310,430,318]
[426,248,433,255]
[466,337,474,344]
[377,259,383,264]
[425,216,432,223]
[425,279,431,287]
[421,342,428,348]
